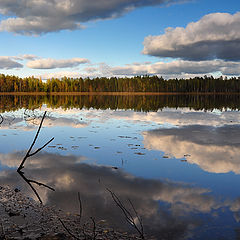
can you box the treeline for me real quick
[1,74,240,93]
[1,94,240,113]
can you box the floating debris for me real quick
[118,136,132,139]
[134,152,145,155]
[58,147,67,151]
[71,146,79,149]
[163,155,169,158]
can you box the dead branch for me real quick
[90,217,97,240]
[107,188,145,240]
[78,192,83,224]
[17,111,54,171]
[17,111,55,204]
[59,192,83,240]
[59,218,80,240]
[0,114,3,125]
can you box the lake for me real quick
[1,94,240,239]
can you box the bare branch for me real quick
[17,171,43,204]
[59,218,80,240]
[78,192,83,225]
[107,188,145,240]
[18,111,53,171]
[90,217,97,240]
[17,111,55,204]
[28,179,55,191]
[28,137,54,157]
[0,115,3,125]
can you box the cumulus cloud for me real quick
[29,59,240,79]
[0,56,23,69]
[88,60,240,77]
[143,125,240,174]
[27,57,89,69]
[20,54,39,60]
[143,12,240,61]
[0,0,183,35]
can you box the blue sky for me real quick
[0,0,239,79]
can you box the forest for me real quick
[1,74,240,93]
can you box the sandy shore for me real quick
[0,186,149,240]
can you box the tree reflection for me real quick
[1,94,240,113]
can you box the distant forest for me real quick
[1,74,240,93]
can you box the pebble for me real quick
[0,186,151,240]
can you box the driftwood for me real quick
[17,111,55,204]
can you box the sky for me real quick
[0,0,239,79]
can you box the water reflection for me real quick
[2,94,240,112]
[1,95,240,239]
[0,112,88,131]
[144,125,240,174]
[0,151,231,239]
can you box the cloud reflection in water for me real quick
[0,151,226,239]
[143,125,240,174]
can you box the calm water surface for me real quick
[1,94,240,239]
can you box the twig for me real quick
[17,111,55,204]
[90,217,97,240]
[107,188,145,239]
[59,218,79,240]
[78,192,83,224]
[0,115,3,125]
[18,111,53,171]
[59,192,83,240]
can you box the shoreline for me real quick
[1,91,240,96]
[0,185,150,240]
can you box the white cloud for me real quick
[143,12,240,61]
[27,58,89,69]
[0,56,23,69]
[85,60,240,78]
[0,0,183,35]
[20,54,39,60]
